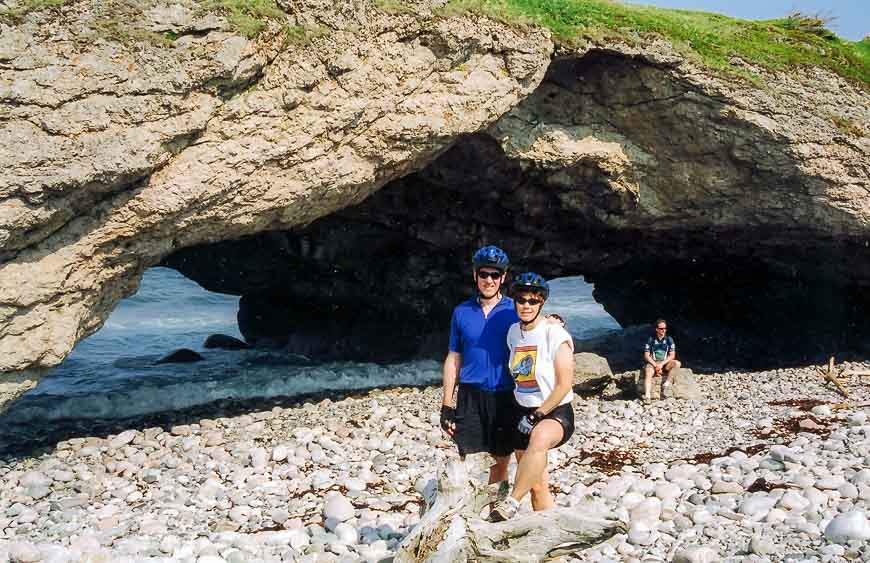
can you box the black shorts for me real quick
[509,401,575,451]
[453,384,515,458]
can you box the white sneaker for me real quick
[488,497,520,522]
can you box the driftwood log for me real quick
[832,401,870,410]
[395,453,625,562]
[816,356,850,398]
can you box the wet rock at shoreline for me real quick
[203,334,250,350]
[156,349,204,364]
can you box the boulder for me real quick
[634,367,701,401]
[573,353,613,394]
[203,334,249,350]
[662,368,702,400]
[156,349,204,364]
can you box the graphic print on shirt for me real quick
[511,345,539,394]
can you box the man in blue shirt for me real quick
[642,318,681,403]
[441,245,518,483]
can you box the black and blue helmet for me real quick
[511,272,549,300]
[472,245,509,271]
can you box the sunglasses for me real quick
[477,271,503,280]
[656,327,667,331]
[515,297,543,306]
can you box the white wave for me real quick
[4,360,442,423]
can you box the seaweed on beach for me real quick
[569,449,639,475]
[767,399,830,411]
[751,415,834,440]
[746,477,783,493]
[685,443,767,465]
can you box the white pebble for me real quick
[824,511,870,544]
[673,546,719,563]
[323,494,355,522]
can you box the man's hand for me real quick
[518,410,544,435]
[440,405,456,436]
[546,313,566,327]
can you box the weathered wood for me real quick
[816,356,850,398]
[395,453,624,563]
[832,401,870,410]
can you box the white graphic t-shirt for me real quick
[507,322,574,408]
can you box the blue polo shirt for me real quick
[448,296,519,392]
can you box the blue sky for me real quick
[625,1,867,41]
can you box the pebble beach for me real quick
[3,361,870,562]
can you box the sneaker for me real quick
[488,497,519,522]
[491,480,510,505]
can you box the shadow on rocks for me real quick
[0,384,432,463]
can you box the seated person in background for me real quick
[642,318,680,402]
[488,272,575,522]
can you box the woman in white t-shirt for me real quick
[489,272,575,522]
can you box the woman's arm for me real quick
[534,341,574,415]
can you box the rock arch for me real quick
[1,0,868,413]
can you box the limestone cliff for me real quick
[0,0,868,411]
[0,0,551,408]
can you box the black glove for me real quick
[518,410,545,434]
[440,405,456,432]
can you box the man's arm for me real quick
[442,351,462,407]
[535,342,574,415]
[440,351,462,437]
[643,350,656,367]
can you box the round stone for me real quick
[739,495,777,519]
[334,522,358,545]
[825,511,870,544]
[323,494,355,522]
[655,483,681,501]
[673,546,719,562]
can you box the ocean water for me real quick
[2,268,619,424]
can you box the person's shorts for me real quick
[508,401,575,451]
[453,384,516,458]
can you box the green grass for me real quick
[92,17,175,47]
[831,115,866,137]
[0,0,72,21]
[1,0,286,39]
[201,0,286,38]
[437,0,870,86]
[374,0,419,14]
[283,24,330,47]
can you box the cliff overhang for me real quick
[1,0,868,412]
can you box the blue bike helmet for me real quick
[472,245,509,272]
[511,272,549,300]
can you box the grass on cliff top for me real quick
[201,0,285,37]
[439,0,870,86]
[0,0,286,38]
[0,0,70,21]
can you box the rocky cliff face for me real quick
[0,0,552,408]
[1,0,868,412]
[166,43,870,367]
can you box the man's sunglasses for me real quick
[656,327,667,331]
[515,297,543,306]
[477,271,503,280]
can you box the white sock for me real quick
[506,497,520,508]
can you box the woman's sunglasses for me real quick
[515,297,543,306]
